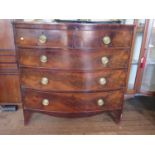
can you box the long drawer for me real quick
[19,48,129,70]
[21,68,127,92]
[23,89,124,112]
[15,25,133,48]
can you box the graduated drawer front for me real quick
[19,48,129,70]
[74,29,133,48]
[21,69,127,91]
[15,28,72,48]
[23,89,124,112]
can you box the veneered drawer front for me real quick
[74,30,133,48]
[21,69,127,92]
[15,28,72,48]
[19,48,129,70]
[23,89,124,112]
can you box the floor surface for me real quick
[0,96,155,135]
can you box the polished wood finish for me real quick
[23,110,32,125]
[74,30,133,48]
[0,20,15,49]
[0,50,18,71]
[15,28,73,48]
[0,63,17,70]
[19,48,129,70]
[0,74,20,104]
[0,20,21,105]
[14,24,133,49]
[0,52,16,63]
[13,21,135,124]
[23,89,123,112]
[108,109,123,123]
[14,22,135,30]
[21,68,126,91]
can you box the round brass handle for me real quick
[102,36,111,45]
[42,99,49,106]
[20,37,24,41]
[97,99,105,106]
[39,34,47,44]
[101,57,109,65]
[99,77,107,85]
[41,77,49,85]
[40,55,48,63]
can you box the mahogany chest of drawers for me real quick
[13,21,135,125]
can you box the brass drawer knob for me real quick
[20,37,24,41]
[42,99,49,106]
[99,77,107,85]
[39,34,47,44]
[102,36,111,45]
[101,57,109,65]
[97,99,105,106]
[40,55,48,63]
[41,77,49,85]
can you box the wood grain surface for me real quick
[19,48,129,70]
[23,89,123,112]
[13,21,135,124]
[14,23,134,49]
[21,68,127,92]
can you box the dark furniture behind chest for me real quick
[13,21,135,124]
[0,20,21,105]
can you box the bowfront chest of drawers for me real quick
[13,21,135,125]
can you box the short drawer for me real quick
[15,28,72,48]
[21,69,127,92]
[19,48,129,70]
[23,89,124,112]
[74,29,133,48]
